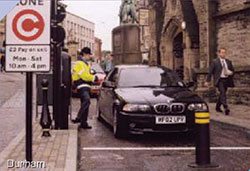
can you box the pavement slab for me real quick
[0,120,78,171]
[209,103,250,131]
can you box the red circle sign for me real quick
[12,9,45,42]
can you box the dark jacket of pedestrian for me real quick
[207,58,234,87]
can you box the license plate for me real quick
[156,116,186,124]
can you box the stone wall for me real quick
[215,10,250,66]
[217,0,247,12]
[148,0,165,65]
[192,0,210,69]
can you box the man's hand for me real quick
[225,69,233,76]
[204,82,210,87]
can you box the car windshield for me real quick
[118,67,185,88]
[91,64,104,73]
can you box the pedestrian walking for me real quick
[205,48,234,115]
[71,47,98,129]
[105,54,114,74]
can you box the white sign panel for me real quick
[6,0,51,45]
[5,0,51,72]
[6,45,50,72]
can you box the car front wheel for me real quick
[113,107,128,139]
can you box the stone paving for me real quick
[0,73,25,106]
[0,119,77,171]
[209,103,250,131]
[0,73,77,171]
[0,73,25,153]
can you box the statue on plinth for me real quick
[119,0,138,24]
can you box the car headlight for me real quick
[188,103,208,111]
[123,104,151,112]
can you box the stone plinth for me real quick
[112,24,142,65]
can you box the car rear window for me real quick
[118,68,184,88]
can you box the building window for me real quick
[78,25,80,35]
[74,23,76,35]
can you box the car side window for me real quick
[108,68,118,83]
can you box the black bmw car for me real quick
[97,65,209,138]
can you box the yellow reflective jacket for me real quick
[72,60,95,89]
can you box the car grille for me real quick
[154,103,170,114]
[154,103,185,114]
[170,103,185,113]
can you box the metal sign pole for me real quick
[26,72,33,161]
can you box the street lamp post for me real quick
[51,0,67,129]
[51,0,62,129]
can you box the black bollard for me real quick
[188,110,218,168]
[40,79,52,137]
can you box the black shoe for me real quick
[216,108,223,113]
[79,124,92,129]
[225,109,230,115]
[72,118,80,123]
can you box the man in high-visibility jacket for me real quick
[72,47,98,129]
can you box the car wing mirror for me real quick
[102,81,115,88]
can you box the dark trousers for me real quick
[216,78,229,109]
[76,88,91,126]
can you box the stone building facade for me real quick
[135,0,151,61]
[148,0,250,105]
[62,11,95,61]
[0,17,6,49]
[94,37,102,62]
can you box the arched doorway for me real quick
[173,32,184,80]
[160,0,200,81]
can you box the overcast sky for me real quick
[63,0,121,51]
[0,0,19,20]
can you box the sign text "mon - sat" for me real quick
[18,0,44,6]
